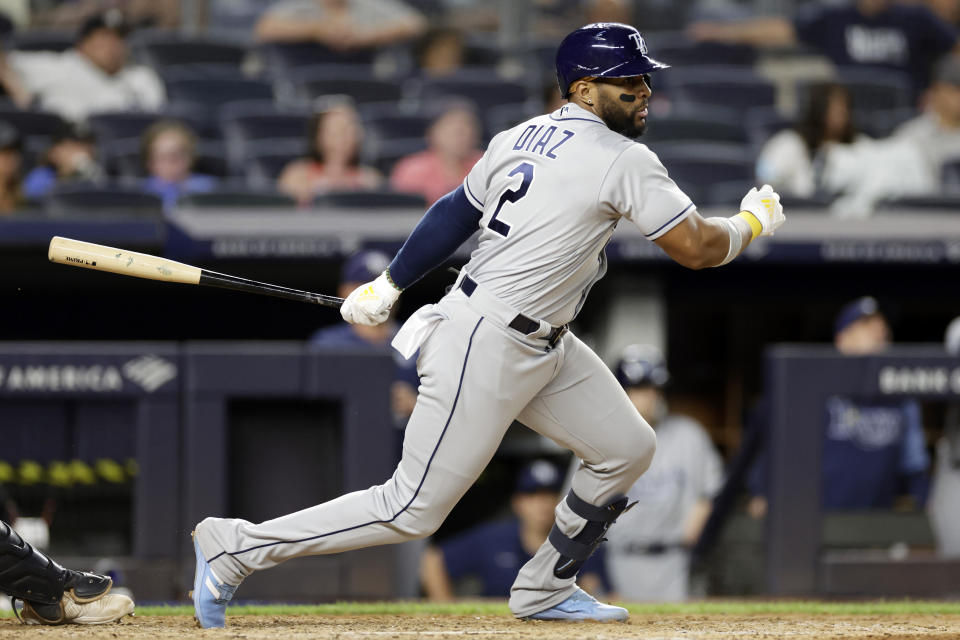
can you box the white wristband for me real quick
[714,216,742,266]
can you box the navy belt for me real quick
[460,276,568,347]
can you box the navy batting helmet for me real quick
[555,23,669,97]
[615,344,670,389]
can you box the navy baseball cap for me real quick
[834,296,882,336]
[615,344,670,389]
[341,250,391,285]
[515,460,563,494]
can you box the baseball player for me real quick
[602,345,723,602]
[0,519,135,624]
[191,22,785,627]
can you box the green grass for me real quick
[4,600,960,619]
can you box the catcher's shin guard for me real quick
[0,520,111,623]
[549,491,634,579]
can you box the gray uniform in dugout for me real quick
[192,22,784,626]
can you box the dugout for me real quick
[181,342,406,602]
[0,342,180,595]
[765,346,960,596]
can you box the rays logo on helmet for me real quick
[628,32,647,53]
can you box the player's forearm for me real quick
[254,15,321,43]
[689,17,796,48]
[387,186,481,290]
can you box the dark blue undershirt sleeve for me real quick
[387,185,483,290]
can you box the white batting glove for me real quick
[340,272,401,326]
[739,184,785,236]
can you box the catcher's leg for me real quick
[510,333,656,619]
[0,520,129,624]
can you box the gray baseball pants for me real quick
[195,276,656,617]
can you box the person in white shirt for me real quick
[892,55,960,189]
[9,10,165,123]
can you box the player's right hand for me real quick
[340,272,401,326]
[739,184,785,236]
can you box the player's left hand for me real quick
[340,272,401,326]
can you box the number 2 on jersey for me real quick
[488,162,534,237]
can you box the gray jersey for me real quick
[463,103,693,326]
[604,414,723,601]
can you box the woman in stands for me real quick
[756,82,858,198]
[141,120,217,211]
[0,121,24,214]
[389,101,482,206]
[277,100,382,206]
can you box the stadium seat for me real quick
[413,70,530,112]
[835,67,912,114]
[132,35,247,69]
[368,137,428,175]
[858,108,918,138]
[178,189,297,209]
[102,137,229,179]
[242,138,309,187]
[360,103,432,142]
[653,143,755,194]
[259,42,376,78]
[668,66,777,112]
[642,108,748,145]
[43,184,164,217]
[643,33,757,67]
[88,109,210,147]
[220,101,310,170]
[743,106,794,150]
[286,65,403,105]
[484,102,542,137]
[165,77,275,111]
[9,29,73,52]
[876,195,960,211]
[317,189,426,209]
[942,159,960,193]
[0,108,65,155]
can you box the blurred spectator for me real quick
[420,459,609,600]
[308,250,418,425]
[254,0,427,51]
[758,82,933,214]
[29,0,181,29]
[602,345,723,602]
[277,101,382,206]
[8,10,165,122]
[390,103,483,206]
[0,121,23,214]
[929,316,960,557]
[689,0,959,99]
[140,120,217,212]
[414,27,465,78]
[749,297,930,515]
[892,55,960,187]
[0,48,33,109]
[23,122,104,200]
[756,82,859,198]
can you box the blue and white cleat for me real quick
[191,531,237,628]
[525,588,628,622]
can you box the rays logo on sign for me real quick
[628,33,647,54]
[123,355,177,392]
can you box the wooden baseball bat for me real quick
[48,236,345,308]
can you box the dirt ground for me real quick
[2,614,960,639]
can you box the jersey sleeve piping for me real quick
[645,202,695,239]
[463,177,484,211]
